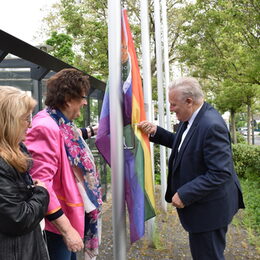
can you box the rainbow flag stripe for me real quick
[96,9,156,243]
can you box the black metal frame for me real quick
[0,30,108,199]
[0,29,106,114]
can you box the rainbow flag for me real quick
[95,9,156,243]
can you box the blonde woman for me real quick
[0,86,50,260]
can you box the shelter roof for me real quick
[0,29,106,111]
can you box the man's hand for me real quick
[172,192,185,208]
[137,121,157,135]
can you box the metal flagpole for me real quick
[140,0,156,246]
[161,0,171,159]
[108,1,127,259]
[154,0,167,212]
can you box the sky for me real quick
[0,0,57,45]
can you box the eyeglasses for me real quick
[24,114,32,123]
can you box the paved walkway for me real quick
[79,188,260,260]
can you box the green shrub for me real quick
[236,132,246,144]
[232,144,260,178]
[238,178,260,247]
[153,144,161,184]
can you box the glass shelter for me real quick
[0,29,109,200]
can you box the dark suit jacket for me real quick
[150,102,244,233]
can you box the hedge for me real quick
[232,144,260,178]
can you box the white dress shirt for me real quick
[178,104,203,151]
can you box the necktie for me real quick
[175,121,188,156]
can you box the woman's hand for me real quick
[79,124,99,139]
[62,226,84,253]
[137,121,157,135]
[89,124,98,136]
[34,179,47,189]
[87,124,99,138]
[51,214,84,253]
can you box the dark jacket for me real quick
[151,102,244,233]
[0,147,50,260]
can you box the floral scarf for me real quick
[47,108,102,258]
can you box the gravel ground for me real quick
[78,187,260,260]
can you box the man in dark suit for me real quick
[138,77,244,260]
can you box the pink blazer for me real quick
[25,110,85,238]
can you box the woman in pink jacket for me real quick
[26,68,102,260]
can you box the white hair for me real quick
[168,77,204,104]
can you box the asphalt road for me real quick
[243,131,260,145]
[253,132,260,145]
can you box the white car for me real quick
[239,127,247,136]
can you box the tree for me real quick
[42,0,187,80]
[40,0,260,143]
[175,0,260,143]
[214,81,245,143]
[177,0,260,84]
[46,31,75,64]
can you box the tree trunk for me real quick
[247,103,251,144]
[230,110,237,144]
[251,114,255,145]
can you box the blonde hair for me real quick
[0,86,37,172]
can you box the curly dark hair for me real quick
[45,68,90,109]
